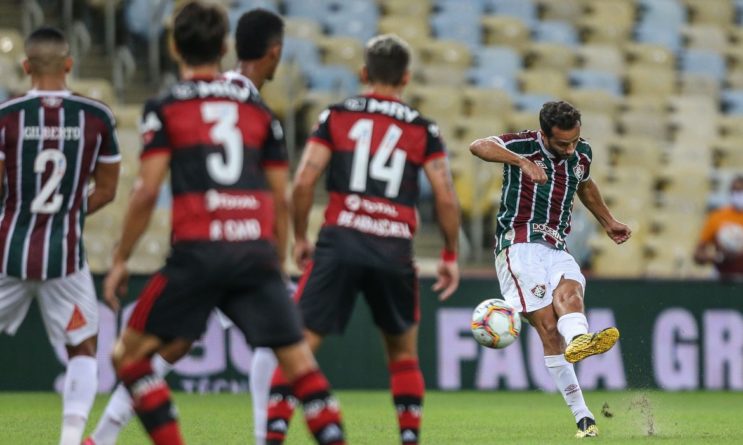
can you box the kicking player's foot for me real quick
[564,327,620,364]
[575,417,598,438]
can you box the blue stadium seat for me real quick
[306,65,360,96]
[336,0,380,17]
[284,0,333,20]
[230,0,280,13]
[485,0,538,25]
[467,67,519,95]
[430,13,482,48]
[681,49,727,83]
[637,0,687,28]
[533,20,579,47]
[721,89,743,114]
[281,37,321,71]
[436,0,486,16]
[324,11,378,41]
[635,23,683,53]
[515,93,557,112]
[473,45,521,74]
[569,69,623,96]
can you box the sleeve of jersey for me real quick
[580,143,593,182]
[261,116,289,168]
[424,122,447,162]
[496,134,534,156]
[97,114,122,164]
[139,100,171,159]
[307,108,333,150]
[698,213,721,243]
[0,122,5,161]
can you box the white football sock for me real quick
[251,347,278,444]
[90,353,173,445]
[60,355,97,445]
[557,312,589,345]
[545,355,593,422]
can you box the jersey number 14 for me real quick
[348,119,406,199]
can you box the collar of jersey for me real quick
[536,132,556,160]
[363,92,402,103]
[27,89,71,97]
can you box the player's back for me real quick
[0,91,119,280]
[140,77,286,249]
[309,93,446,266]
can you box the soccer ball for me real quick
[471,298,521,349]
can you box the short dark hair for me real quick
[235,8,284,61]
[364,34,410,86]
[172,1,228,66]
[26,26,67,48]
[539,101,582,137]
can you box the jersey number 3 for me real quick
[348,119,406,198]
[202,102,243,185]
[31,149,67,214]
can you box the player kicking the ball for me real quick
[470,101,631,438]
[103,3,344,444]
[265,34,460,445]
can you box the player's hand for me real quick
[433,260,460,301]
[103,258,129,312]
[605,219,632,244]
[517,157,548,184]
[293,238,314,271]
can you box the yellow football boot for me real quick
[565,327,620,364]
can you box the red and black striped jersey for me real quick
[0,90,120,279]
[139,76,286,245]
[493,130,592,253]
[309,93,446,245]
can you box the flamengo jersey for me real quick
[140,76,286,244]
[494,130,592,253]
[0,90,120,279]
[310,93,446,244]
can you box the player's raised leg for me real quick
[527,305,597,438]
[553,278,619,363]
[383,327,424,445]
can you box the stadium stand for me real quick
[5,0,743,278]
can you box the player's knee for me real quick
[553,285,583,308]
[66,335,97,358]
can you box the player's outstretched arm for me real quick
[104,154,170,311]
[291,141,331,269]
[424,156,460,301]
[469,137,547,184]
[265,166,290,270]
[577,178,631,245]
[87,161,120,215]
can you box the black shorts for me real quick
[128,240,303,348]
[296,227,419,335]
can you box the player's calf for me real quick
[389,359,424,445]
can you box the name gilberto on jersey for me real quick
[23,126,82,140]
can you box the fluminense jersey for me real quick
[310,93,446,260]
[494,130,592,253]
[0,90,120,280]
[139,76,286,245]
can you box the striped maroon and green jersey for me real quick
[0,90,120,279]
[494,130,592,253]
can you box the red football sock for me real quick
[266,369,296,444]
[119,359,183,445]
[390,359,424,445]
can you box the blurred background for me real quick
[2,0,743,279]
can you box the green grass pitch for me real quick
[1,391,741,444]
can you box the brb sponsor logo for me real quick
[344,194,398,217]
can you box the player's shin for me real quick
[251,347,278,445]
[389,359,424,445]
[545,355,593,422]
[90,354,173,445]
[292,369,345,445]
[266,369,297,444]
[118,358,183,445]
[60,355,97,445]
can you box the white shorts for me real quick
[495,243,586,314]
[0,267,99,346]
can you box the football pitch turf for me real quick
[1,391,741,444]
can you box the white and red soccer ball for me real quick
[471,298,522,349]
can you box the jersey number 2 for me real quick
[30,149,67,214]
[202,102,243,185]
[348,119,406,198]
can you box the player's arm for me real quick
[577,177,631,245]
[0,160,4,196]
[103,154,170,310]
[265,166,289,269]
[423,156,461,300]
[469,137,547,184]
[87,161,120,215]
[693,216,720,264]
[291,141,331,269]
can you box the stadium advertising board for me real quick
[0,278,741,392]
